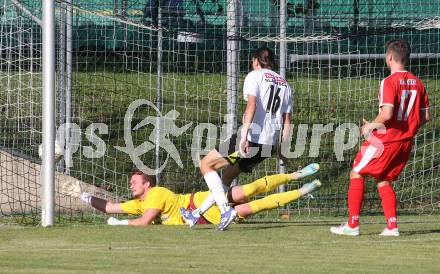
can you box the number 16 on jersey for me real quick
[266,85,281,115]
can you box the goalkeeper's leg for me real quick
[234,180,321,218]
[229,163,320,203]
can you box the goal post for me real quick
[41,0,55,227]
[277,0,287,194]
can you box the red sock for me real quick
[347,178,365,228]
[378,184,398,229]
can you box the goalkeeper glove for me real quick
[80,192,92,204]
[107,217,129,226]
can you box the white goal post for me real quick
[41,0,55,227]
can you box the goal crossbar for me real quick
[290,53,440,63]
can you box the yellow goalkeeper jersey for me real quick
[120,187,190,225]
[119,186,221,225]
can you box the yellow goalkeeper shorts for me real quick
[193,191,221,225]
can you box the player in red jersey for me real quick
[331,39,430,236]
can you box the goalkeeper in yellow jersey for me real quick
[71,163,320,226]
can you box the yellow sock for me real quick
[242,174,290,198]
[248,190,301,214]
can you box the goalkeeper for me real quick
[68,164,320,226]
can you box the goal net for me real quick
[1,0,439,225]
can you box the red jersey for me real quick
[372,71,429,143]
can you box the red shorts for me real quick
[187,194,211,225]
[352,139,413,181]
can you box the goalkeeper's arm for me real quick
[80,193,124,214]
[107,209,160,226]
[81,193,160,226]
[60,180,124,214]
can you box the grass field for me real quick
[1,215,440,274]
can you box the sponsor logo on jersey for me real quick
[399,78,416,85]
[264,73,287,85]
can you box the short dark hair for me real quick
[252,47,276,69]
[386,39,411,65]
[131,168,156,187]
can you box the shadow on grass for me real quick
[401,229,440,236]
[240,220,342,226]
[190,219,350,232]
[190,223,296,231]
[352,228,440,236]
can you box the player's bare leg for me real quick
[330,170,364,236]
[181,151,243,228]
[199,149,232,214]
[181,149,239,230]
[200,151,241,230]
[377,180,399,236]
[200,149,231,174]
[221,164,242,186]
